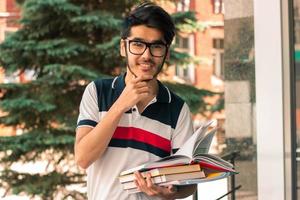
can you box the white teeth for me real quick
[140,64,151,67]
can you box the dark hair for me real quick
[121,2,175,45]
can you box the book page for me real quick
[174,126,203,158]
[120,155,190,176]
[158,172,231,186]
[193,154,235,172]
[193,128,217,155]
[193,120,214,150]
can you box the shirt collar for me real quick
[156,80,171,103]
[111,73,126,92]
[111,73,172,103]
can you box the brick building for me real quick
[0,0,20,83]
[161,0,225,125]
[159,0,224,93]
[192,0,224,91]
[0,0,19,42]
[0,0,20,136]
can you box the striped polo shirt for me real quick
[77,74,193,200]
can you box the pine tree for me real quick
[0,0,219,198]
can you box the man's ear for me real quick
[120,40,126,57]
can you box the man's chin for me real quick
[137,71,156,77]
[127,67,158,79]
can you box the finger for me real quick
[139,75,153,81]
[134,81,148,88]
[135,84,153,94]
[145,173,153,188]
[134,179,141,190]
[135,172,152,194]
[136,87,150,94]
[134,171,146,186]
[134,171,143,180]
[130,86,150,96]
[145,173,161,195]
[132,75,153,83]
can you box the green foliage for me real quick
[71,11,122,32]
[0,0,220,198]
[168,47,193,66]
[173,11,208,33]
[209,95,224,113]
[164,82,221,114]
[0,170,85,199]
[0,129,73,163]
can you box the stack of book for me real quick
[119,121,237,194]
[119,164,204,193]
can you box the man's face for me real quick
[120,25,168,78]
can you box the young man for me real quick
[75,2,196,199]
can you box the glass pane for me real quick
[188,1,257,199]
[293,0,300,197]
[223,0,257,199]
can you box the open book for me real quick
[120,121,235,177]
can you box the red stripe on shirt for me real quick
[112,126,171,153]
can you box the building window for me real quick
[212,38,224,77]
[176,0,190,12]
[176,65,189,77]
[213,52,224,77]
[176,36,189,49]
[213,0,225,14]
[175,35,195,83]
[213,38,224,49]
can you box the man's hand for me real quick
[114,75,153,112]
[134,171,178,200]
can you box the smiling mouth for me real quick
[139,63,153,71]
[139,63,152,67]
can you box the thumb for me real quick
[168,185,178,193]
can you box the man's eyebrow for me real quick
[131,37,165,44]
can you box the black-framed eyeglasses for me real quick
[125,39,168,57]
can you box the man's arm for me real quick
[75,104,125,169]
[74,75,153,169]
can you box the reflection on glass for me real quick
[224,1,257,199]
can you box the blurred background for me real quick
[0,0,258,199]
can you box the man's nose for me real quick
[141,46,152,59]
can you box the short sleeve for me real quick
[77,82,99,129]
[171,103,194,154]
